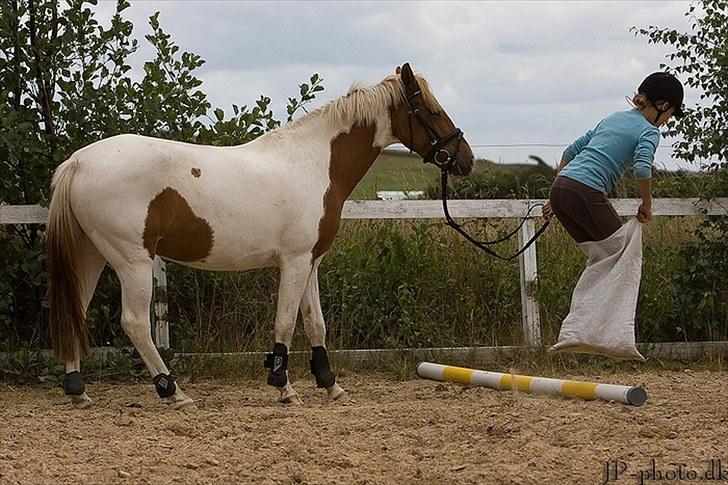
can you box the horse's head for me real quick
[390,63,474,176]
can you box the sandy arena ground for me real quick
[1,369,727,484]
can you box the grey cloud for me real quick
[90,0,697,169]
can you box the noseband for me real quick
[405,90,549,261]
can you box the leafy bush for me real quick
[0,0,324,351]
[636,0,728,340]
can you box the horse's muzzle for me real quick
[450,154,475,176]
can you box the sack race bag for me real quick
[550,218,645,361]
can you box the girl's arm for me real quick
[635,178,652,223]
[633,128,660,223]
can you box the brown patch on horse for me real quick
[312,124,380,261]
[143,187,214,261]
[191,168,201,178]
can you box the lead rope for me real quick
[440,169,550,261]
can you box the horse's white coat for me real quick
[68,76,409,271]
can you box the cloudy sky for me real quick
[94,1,700,171]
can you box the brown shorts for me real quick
[549,176,621,243]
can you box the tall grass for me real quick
[158,215,724,354]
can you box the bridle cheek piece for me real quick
[405,90,464,171]
[404,89,549,261]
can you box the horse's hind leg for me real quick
[300,264,346,401]
[115,262,194,410]
[265,255,312,404]
[64,237,105,408]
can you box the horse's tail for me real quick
[47,157,90,361]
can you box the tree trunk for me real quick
[28,0,56,138]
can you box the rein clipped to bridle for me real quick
[405,89,549,261]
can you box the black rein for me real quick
[440,169,550,261]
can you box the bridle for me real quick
[405,89,549,261]
[405,89,464,170]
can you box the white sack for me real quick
[550,218,645,361]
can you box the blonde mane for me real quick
[282,73,443,132]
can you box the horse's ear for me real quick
[395,66,402,75]
[400,62,419,95]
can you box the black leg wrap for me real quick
[63,371,85,396]
[264,343,289,387]
[153,373,177,399]
[310,346,336,388]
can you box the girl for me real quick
[543,72,684,240]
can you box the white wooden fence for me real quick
[2,198,727,351]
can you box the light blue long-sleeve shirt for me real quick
[559,109,660,194]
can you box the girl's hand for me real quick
[542,201,554,219]
[637,203,652,223]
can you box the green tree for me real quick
[635,0,727,339]
[0,0,324,350]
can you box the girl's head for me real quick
[632,72,685,127]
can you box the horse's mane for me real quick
[279,73,443,133]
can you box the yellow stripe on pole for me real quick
[442,366,474,384]
[562,380,598,400]
[499,374,532,391]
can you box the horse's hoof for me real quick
[280,394,303,405]
[326,383,347,401]
[171,398,196,410]
[164,392,196,410]
[278,387,303,405]
[71,392,93,409]
[328,391,349,404]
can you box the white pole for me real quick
[518,217,541,346]
[152,257,169,349]
[416,362,647,406]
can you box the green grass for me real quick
[350,149,491,199]
[350,150,436,199]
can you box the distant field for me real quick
[350,149,489,199]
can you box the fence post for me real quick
[152,257,170,349]
[518,217,542,346]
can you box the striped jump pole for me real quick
[416,362,647,406]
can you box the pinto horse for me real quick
[47,63,474,409]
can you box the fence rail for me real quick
[2,198,727,350]
[4,198,728,224]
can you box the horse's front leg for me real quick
[300,264,346,401]
[265,255,312,404]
